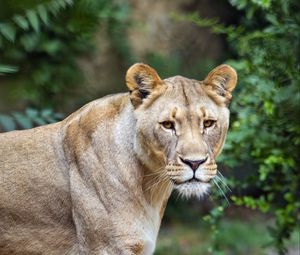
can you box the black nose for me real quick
[180,157,208,171]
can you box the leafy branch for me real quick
[0,108,63,132]
[0,0,74,42]
[0,0,73,75]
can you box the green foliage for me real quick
[0,0,74,42]
[183,0,300,253]
[203,206,225,254]
[201,179,234,254]
[0,108,63,132]
[0,0,73,75]
[0,64,18,75]
[0,0,130,107]
[155,215,295,255]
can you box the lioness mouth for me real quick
[186,178,200,183]
[174,177,209,185]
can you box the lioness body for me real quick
[1,94,163,254]
[0,122,76,253]
[0,64,237,254]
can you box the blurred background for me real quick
[0,0,299,254]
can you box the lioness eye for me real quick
[203,119,216,128]
[161,121,174,130]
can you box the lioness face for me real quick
[126,63,237,198]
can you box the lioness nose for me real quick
[180,157,208,171]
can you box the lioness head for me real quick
[126,63,237,198]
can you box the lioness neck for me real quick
[63,93,172,252]
[112,94,173,211]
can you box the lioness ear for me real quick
[203,64,237,104]
[126,63,163,107]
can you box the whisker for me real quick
[148,173,170,202]
[148,172,165,184]
[145,170,169,193]
[213,179,230,205]
[217,170,226,180]
[144,167,168,192]
[216,171,232,192]
[215,175,232,192]
[144,166,165,177]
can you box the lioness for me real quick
[0,63,237,255]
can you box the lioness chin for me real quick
[0,63,237,255]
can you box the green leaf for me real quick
[0,23,16,42]
[0,114,16,131]
[26,10,40,32]
[0,65,19,75]
[32,117,47,126]
[41,40,63,55]
[25,108,38,118]
[41,109,53,118]
[13,15,29,30]
[37,5,49,25]
[54,112,64,119]
[48,0,70,15]
[20,34,40,51]
[12,112,33,129]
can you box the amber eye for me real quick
[203,119,216,128]
[161,121,175,130]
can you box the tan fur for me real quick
[0,63,237,254]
